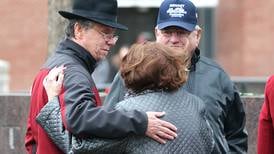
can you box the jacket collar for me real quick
[189,47,200,72]
[56,38,97,74]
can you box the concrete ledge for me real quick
[232,76,267,94]
[242,96,264,154]
[0,95,30,154]
[0,95,264,153]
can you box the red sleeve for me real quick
[25,69,63,154]
[258,75,274,154]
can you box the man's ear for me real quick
[154,28,160,41]
[195,28,202,46]
[74,22,83,40]
[197,28,202,40]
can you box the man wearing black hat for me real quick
[25,0,177,154]
[105,0,248,153]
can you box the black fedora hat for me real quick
[59,0,128,30]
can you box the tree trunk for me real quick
[48,0,72,54]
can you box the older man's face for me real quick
[75,22,118,61]
[155,26,200,56]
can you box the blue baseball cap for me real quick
[156,0,198,32]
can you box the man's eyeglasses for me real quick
[94,29,119,44]
[161,29,191,38]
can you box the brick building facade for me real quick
[0,0,273,92]
[0,0,48,92]
[216,0,274,76]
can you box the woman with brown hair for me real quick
[38,42,214,154]
[120,42,188,95]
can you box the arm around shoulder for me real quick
[60,67,148,138]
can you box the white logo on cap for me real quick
[166,4,187,18]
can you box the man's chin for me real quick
[170,46,187,54]
[100,54,108,60]
[170,46,184,50]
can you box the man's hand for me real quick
[145,112,177,144]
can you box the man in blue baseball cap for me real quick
[25,0,177,153]
[105,0,248,153]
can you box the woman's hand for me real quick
[43,66,66,101]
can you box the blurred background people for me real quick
[135,31,154,44]
[111,45,129,70]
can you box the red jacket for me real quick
[258,75,274,154]
[25,69,64,154]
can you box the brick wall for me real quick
[0,0,48,92]
[216,0,274,76]
[1,0,274,91]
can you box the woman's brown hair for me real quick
[120,42,189,93]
